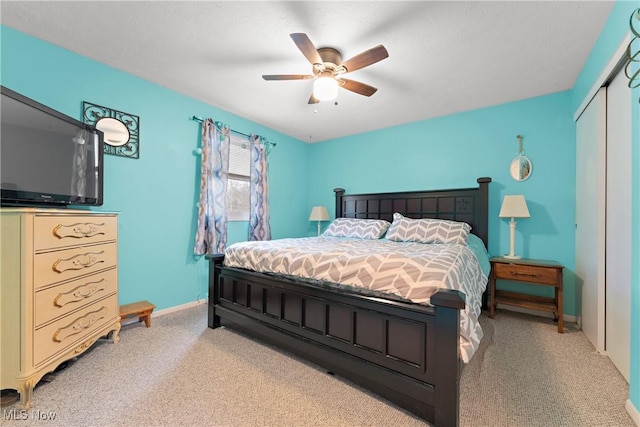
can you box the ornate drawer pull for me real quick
[53,306,108,343]
[52,251,105,273]
[53,222,106,239]
[54,279,106,307]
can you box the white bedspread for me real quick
[224,236,488,362]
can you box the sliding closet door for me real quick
[605,67,631,381]
[575,88,606,353]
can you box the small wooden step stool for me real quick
[119,300,156,328]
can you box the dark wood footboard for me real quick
[206,254,465,426]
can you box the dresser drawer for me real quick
[33,242,117,289]
[35,268,117,327]
[33,295,118,366]
[493,262,559,285]
[34,215,117,251]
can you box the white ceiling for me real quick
[1,1,615,143]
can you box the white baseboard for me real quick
[153,299,207,317]
[627,399,640,426]
[624,399,640,426]
[494,304,578,324]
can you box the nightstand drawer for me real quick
[493,262,558,285]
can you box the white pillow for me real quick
[385,213,471,245]
[322,218,391,240]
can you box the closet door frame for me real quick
[573,32,632,365]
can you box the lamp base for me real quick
[503,254,522,259]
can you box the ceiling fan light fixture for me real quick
[264,33,388,103]
[313,75,339,101]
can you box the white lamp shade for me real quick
[309,206,330,221]
[313,77,339,101]
[499,195,530,218]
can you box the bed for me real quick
[206,177,491,427]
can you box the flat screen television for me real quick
[1,86,104,207]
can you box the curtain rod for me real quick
[190,115,276,147]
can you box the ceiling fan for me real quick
[262,33,389,104]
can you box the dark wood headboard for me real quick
[334,177,492,248]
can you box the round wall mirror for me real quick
[96,117,130,147]
[510,155,533,181]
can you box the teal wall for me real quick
[0,26,310,311]
[2,0,639,414]
[307,92,578,313]
[571,0,639,413]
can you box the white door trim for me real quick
[575,87,607,353]
[573,32,631,121]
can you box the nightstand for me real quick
[489,257,564,333]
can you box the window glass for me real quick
[227,134,250,221]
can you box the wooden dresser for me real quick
[0,208,121,408]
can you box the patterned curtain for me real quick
[248,134,271,241]
[194,119,230,255]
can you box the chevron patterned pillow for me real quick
[386,213,471,245]
[322,218,391,239]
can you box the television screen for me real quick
[1,86,103,207]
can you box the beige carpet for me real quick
[1,303,633,426]
[461,311,633,426]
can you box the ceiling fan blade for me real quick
[308,93,320,104]
[339,78,378,97]
[290,33,323,65]
[262,74,314,81]
[340,45,389,73]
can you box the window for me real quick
[227,133,250,221]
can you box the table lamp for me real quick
[498,195,530,259]
[309,206,330,236]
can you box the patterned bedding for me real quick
[223,236,489,362]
